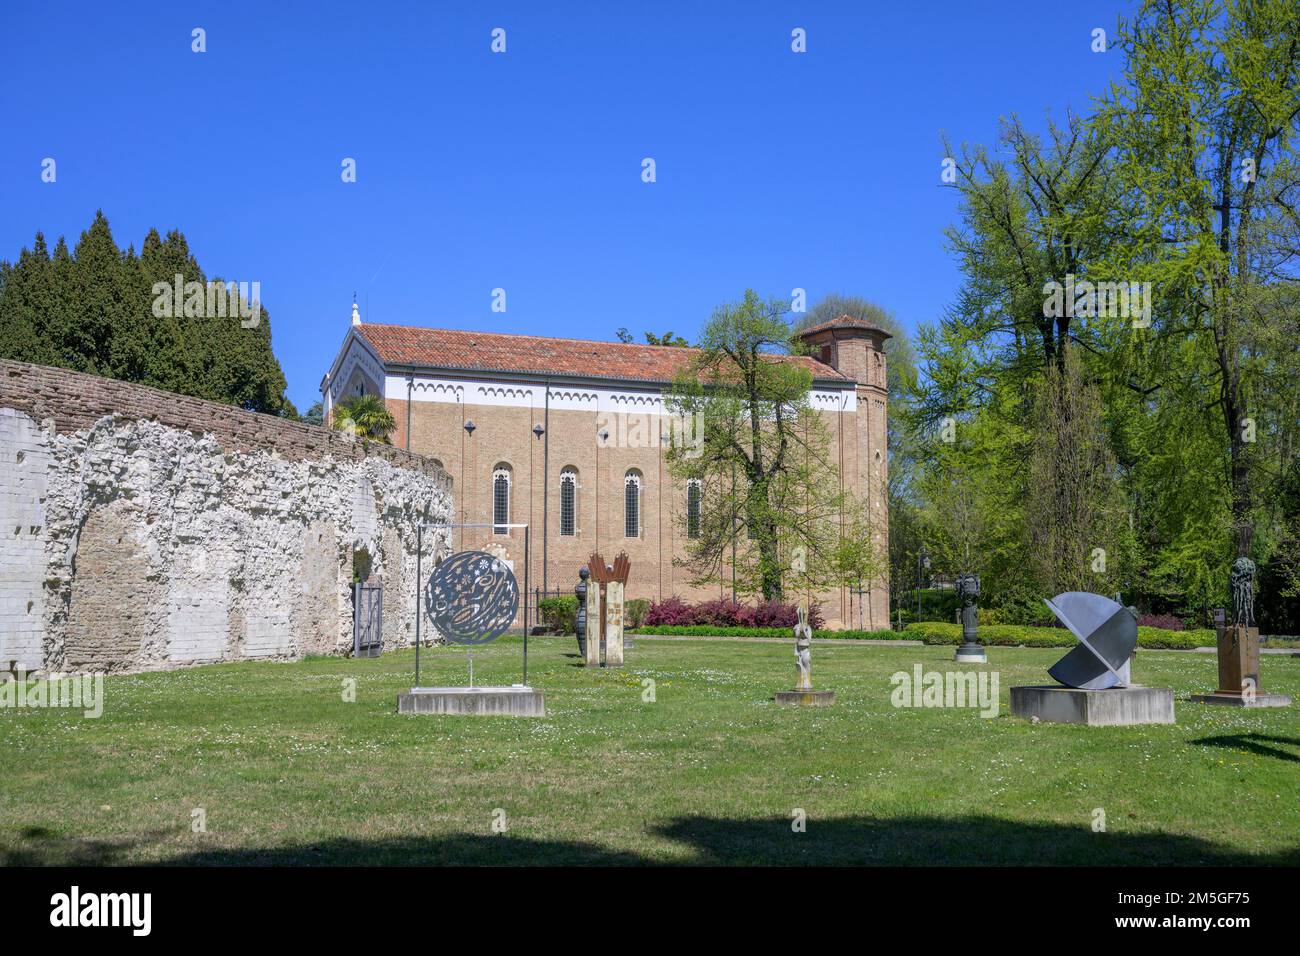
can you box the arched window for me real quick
[686,480,701,539]
[492,464,511,534]
[559,467,577,537]
[624,470,642,538]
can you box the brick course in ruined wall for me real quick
[0,359,453,675]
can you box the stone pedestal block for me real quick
[955,645,987,663]
[1189,691,1292,708]
[775,689,835,707]
[1011,684,1174,726]
[397,685,545,717]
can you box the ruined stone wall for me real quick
[0,360,453,674]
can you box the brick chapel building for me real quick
[321,303,890,629]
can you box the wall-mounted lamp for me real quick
[464,420,476,436]
[533,424,545,439]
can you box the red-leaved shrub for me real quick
[645,597,824,630]
[1138,613,1185,631]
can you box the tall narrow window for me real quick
[686,480,701,539]
[492,465,511,534]
[624,470,642,538]
[559,468,577,536]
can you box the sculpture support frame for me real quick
[413,522,531,688]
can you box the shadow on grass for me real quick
[5,815,1297,866]
[1191,733,1300,764]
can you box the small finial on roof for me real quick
[351,295,361,326]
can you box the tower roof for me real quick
[797,314,892,340]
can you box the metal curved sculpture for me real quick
[1044,592,1137,690]
[425,550,519,645]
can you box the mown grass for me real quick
[1,637,1297,866]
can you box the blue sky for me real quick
[1,1,1129,411]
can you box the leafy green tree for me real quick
[644,330,691,347]
[665,290,878,601]
[1098,0,1300,560]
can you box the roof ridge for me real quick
[358,321,704,354]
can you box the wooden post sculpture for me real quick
[586,552,631,667]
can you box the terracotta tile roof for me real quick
[356,323,851,385]
[798,314,893,339]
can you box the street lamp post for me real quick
[916,549,929,621]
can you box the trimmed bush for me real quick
[539,596,578,635]
[902,621,1212,649]
[632,625,907,640]
[626,599,650,629]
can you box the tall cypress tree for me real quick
[0,211,294,415]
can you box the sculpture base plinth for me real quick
[776,689,835,707]
[397,686,545,717]
[955,644,987,663]
[1011,685,1174,726]
[1189,691,1291,708]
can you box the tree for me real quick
[331,394,396,443]
[302,401,325,426]
[0,212,294,415]
[665,290,877,601]
[1099,0,1300,559]
[1022,349,1133,597]
[643,330,691,347]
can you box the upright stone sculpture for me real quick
[584,552,630,667]
[954,573,986,663]
[794,604,813,691]
[584,561,602,668]
[776,603,834,706]
[1191,557,1291,708]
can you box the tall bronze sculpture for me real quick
[954,573,986,663]
[1191,557,1291,708]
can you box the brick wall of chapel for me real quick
[388,379,889,630]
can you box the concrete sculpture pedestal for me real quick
[776,689,835,707]
[397,685,545,717]
[1189,690,1292,708]
[1189,624,1291,708]
[1011,685,1173,726]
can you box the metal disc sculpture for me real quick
[1044,592,1137,690]
[425,550,519,645]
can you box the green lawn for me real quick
[2,637,1298,865]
